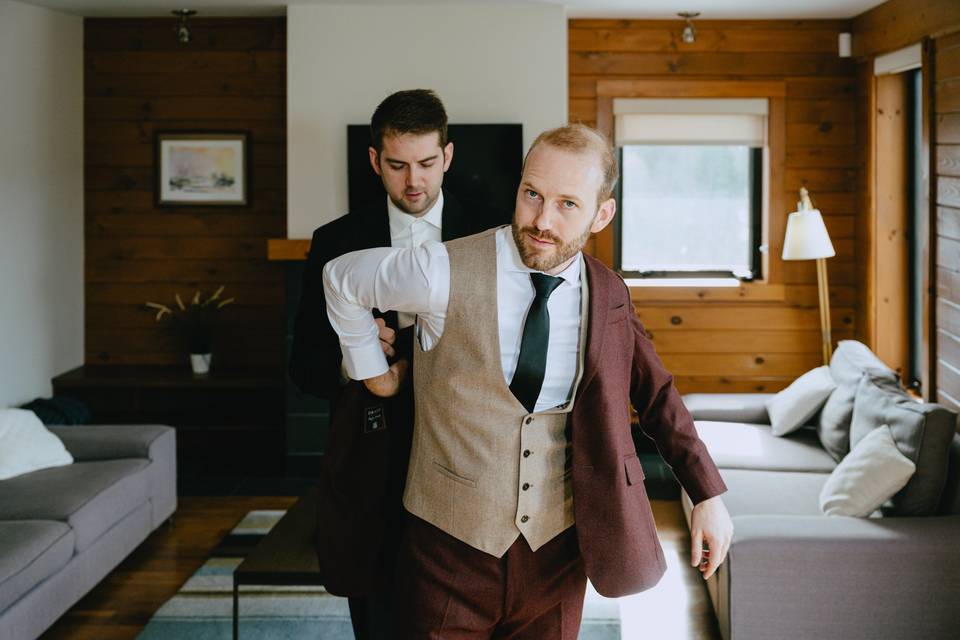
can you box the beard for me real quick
[390,187,439,216]
[511,218,593,273]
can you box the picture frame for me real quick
[155,132,249,206]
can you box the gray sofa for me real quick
[0,424,177,640]
[679,346,960,639]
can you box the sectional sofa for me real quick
[0,424,177,640]
[679,341,960,639]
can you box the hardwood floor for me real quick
[41,496,298,640]
[41,496,720,639]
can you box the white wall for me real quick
[0,0,83,407]
[287,2,567,238]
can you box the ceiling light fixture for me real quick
[678,12,700,44]
[172,9,197,44]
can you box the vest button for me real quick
[522,483,530,491]
[521,515,529,523]
[525,416,533,424]
[523,450,532,458]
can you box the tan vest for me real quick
[403,228,589,557]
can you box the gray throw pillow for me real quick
[820,424,916,517]
[765,366,836,436]
[817,340,899,461]
[849,375,957,516]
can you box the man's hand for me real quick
[689,495,733,580]
[375,317,396,358]
[363,360,409,398]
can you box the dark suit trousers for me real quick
[349,589,396,640]
[394,513,587,639]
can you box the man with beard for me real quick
[288,89,492,639]
[322,124,733,638]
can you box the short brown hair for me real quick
[523,124,618,204]
[370,89,448,153]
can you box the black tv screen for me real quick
[347,124,522,228]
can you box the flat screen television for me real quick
[347,124,522,228]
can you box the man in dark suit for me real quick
[288,89,493,640]
[322,124,734,638]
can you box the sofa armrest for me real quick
[681,393,773,424]
[49,424,174,462]
[719,514,960,639]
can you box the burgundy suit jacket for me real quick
[572,253,727,597]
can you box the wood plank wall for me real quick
[934,31,960,409]
[84,18,286,366]
[569,19,859,393]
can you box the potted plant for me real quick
[144,285,235,375]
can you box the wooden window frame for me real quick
[593,79,787,303]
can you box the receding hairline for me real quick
[522,125,618,204]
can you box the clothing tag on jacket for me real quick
[362,404,387,434]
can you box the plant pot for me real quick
[190,353,212,375]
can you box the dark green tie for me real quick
[509,273,563,413]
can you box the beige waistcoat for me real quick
[403,229,589,557]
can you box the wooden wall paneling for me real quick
[874,72,910,381]
[852,0,960,58]
[767,96,786,287]
[84,17,286,367]
[571,19,859,393]
[934,29,960,408]
[855,61,877,349]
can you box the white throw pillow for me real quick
[0,409,73,480]
[765,365,836,436]
[819,424,916,517]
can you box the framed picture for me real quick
[155,132,249,206]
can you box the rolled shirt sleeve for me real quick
[322,240,450,381]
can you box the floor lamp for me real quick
[783,187,836,366]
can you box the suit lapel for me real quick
[440,189,469,241]
[357,198,390,249]
[575,255,610,398]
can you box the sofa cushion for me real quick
[849,375,956,516]
[0,459,150,552]
[765,366,836,436]
[682,393,775,424]
[683,468,829,518]
[820,424,917,517]
[817,340,900,461]
[695,421,837,473]
[0,520,74,613]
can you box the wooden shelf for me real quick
[52,365,286,477]
[267,239,311,261]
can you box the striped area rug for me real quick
[137,510,621,639]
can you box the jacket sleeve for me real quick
[288,225,344,402]
[628,304,727,506]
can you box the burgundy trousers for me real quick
[393,513,588,639]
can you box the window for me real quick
[613,99,768,284]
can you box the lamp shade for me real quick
[782,209,835,260]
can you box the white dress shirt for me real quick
[387,192,443,328]
[323,226,583,412]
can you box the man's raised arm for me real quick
[321,241,451,384]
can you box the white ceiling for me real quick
[16,0,888,20]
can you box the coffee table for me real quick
[232,487,323,639]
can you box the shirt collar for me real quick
[500,226,582,286]
[387,190,444,234]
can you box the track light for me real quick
[678,12,700,44]
[172,9,197,44]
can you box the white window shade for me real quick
[614,98,768,147]
[874,42,921,76]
